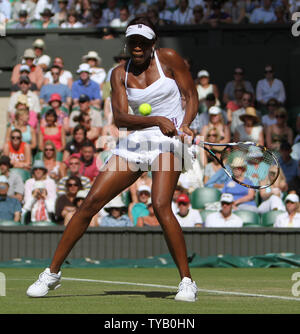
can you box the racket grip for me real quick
[177,130,193,141]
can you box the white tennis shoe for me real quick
[175,277,198,302]
[26,268,61,298]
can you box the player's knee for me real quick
[151,198,172,219]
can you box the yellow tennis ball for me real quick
[139,103,152,116]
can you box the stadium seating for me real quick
[261,210,286,227]
[10,168,31,182]
[28,221,57,226]
[234,210,261,226]
[33,151,63,162]
[190,187,221,209]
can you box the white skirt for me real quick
[111,129,195,172]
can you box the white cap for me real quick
[197,70,209,78]
[285,194,299,203]
[137,185,151,194]
[20,64,30,72]
[104,195,126,211]
[0,175,9,184]
[77,63,91,74]
[37,55,51,67]
[125,24,156,40]
[33,181,46,190]
[209,106,221,115]
[220,193,234,203]
[33,38,45,49]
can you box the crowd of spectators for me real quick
[0,0,297,30]
[0,2,299,228]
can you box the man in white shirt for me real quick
[110,5,131,27]
[205,193,243,227]
[250,0,276,23]
[174,193,203,227]
[172,0,194,25]
[274,193,300,227]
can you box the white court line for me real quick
[62,277,300,302]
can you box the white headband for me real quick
[125,24,156,40]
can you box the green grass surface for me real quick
[1,268,300,314]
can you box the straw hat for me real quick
[239,107,259,124]
[104,195,126,212]
[15,94,29,108]
[230,157,246,168]
[22,48,35,59]
[82,51,101,65]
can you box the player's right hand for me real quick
[157,116,177,137]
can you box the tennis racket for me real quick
[178,131,280,190]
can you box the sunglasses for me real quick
[221,202,232,206]
[45,148,54,151]
[51,72,60,75]
[67,183,79,187]
[69,162,80,165]
[178,202,189,206]
[11,136,21,140]
[207,134,217,137]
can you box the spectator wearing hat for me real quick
[172,0,193,25]
[9,9,33,29]
[128,185,151,225]
[8,74,41,118]
[0,175,22,222]
[5,96,37,150]
[33,0,59,21]
[69,93,103,133]
[32,39,50,68]
[274,194,300,227]
[55,175,81,224]
[0,155,24,203]
[82,51,106,97]
[278,141,299,183]
[265,107,293,152]
[234,107,264,146]
[3,128,32,170]
[100,195,132,227]
[174,193,203,228]
[222,157,257,212]
[64,189,99,226]
[102,0,120,25]
[205,193,243,227]
[32,8,58,28]
[256,64,286,107]
[60,9,83,28]
[129,171,152,204]
[72,63,102,109]
[195,70,220,111]
[11,66,38,94]
[23,180,56,223]
[24,160,57,206]
[11,48,44,90]
[223,67,254,104]
[44,56,73,89]
[250,0,276,23]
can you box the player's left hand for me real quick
[178,124,194,143]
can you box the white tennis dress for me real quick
[112,51,194,171]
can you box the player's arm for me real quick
[110,65,176,136]
[159,48,199,135]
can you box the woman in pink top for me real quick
[39,109,66,152]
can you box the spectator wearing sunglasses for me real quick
[174,193,203,228]
[261,98,279,128]
[256,65,286,107]
[274,194,300,228]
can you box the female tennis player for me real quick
[27,16,199,302]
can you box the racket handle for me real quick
[177,130,194,143]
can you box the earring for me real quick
[123,44,127,54]
[151,47,155,58]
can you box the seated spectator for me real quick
[60,9,83,28]
[72,112,99,145]
[24,160,57,205]
[3,129,31,170]
[76,141,99,182]
[39,65,72,108]
[53,0,68,25]
[147,4,166,27]
[11,67,38,94]
[85,9,107,28]
[190,5,206,24]
[205,193,243,227]
[203,147,222,185]
[195,70,220,111]
[250,0,276,23]
[5,99,37,150]
[156,0,173,22]
[230,91,254,135]
[207,0,232,27]
[129,172,152,205]
[36,55,51,74]
[69,94,103,133]
[274,194,300,227]
[55,175,82,224]
[222,157,257,212]
[78,0,92,25]
[110,5,130,27]
[32,8,59,28]
[256,64,286,107]
[62,124,92,162]
[234,107,264,146]
[9,9,33,29]
[172,0,193,24]
[223,0,246,24]
[8,75,41,121]
[129,0,148,16]
[0,155,24,203]
[136,201,160,227]
[245,146,270,186]
[38,109,66,153]
[0,175,22,222]
[100,195,132,227]
[278,141,299,183]
[12,1,36,22]
[43,56,73,89]
[11,48,44,91]
[222,67,254,104]
[174,193,203,227]
[171,184,186,214]
[57,155,91,195]
[265,108,293,152]
[32,39,50,66]
[22,180,55,223]
[274,5,288,23]
[64,189,99,227]
[205,166,229,189]
[33,0,59,21]
[226,84,245,125]
[201,106,230,143]
[72,63,102,109]
[40,93,70,134]
[261,98,279,128]
[258,166,287,214]
[102,0,120,24]
[128,185,151,226]
[42,140,66,182]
